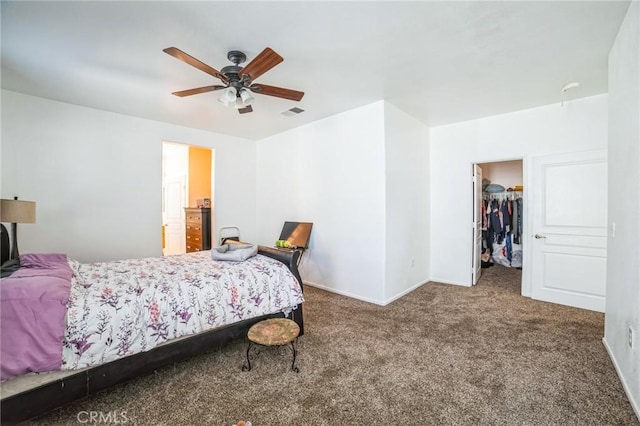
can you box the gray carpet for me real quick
[30,265,638,425]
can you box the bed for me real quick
[0,243,304,424]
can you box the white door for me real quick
[472,165,483,285]
[163,175,186,256]
[531,150,607,312]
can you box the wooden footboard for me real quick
[0,245,304,425]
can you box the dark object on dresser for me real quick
[0,245,304,425]
[185,207,211,253]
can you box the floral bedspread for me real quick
[61,251,304,370]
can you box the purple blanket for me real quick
[1,254,72,380]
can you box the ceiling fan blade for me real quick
[240,48,283,81]
[252,84,304,101]
[172,85,226,97]
[163,47,226,82]
[238,105,253,114]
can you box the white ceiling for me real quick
[1,1,630,141]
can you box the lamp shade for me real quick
[218,87,238,107]
[239,89,254,106]
[0,199,36,224]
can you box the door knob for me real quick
[534,234,546,239]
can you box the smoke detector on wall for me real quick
[561,82,580,106]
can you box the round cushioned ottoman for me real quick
[242,318,300,372]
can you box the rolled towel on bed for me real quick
[211,243,258,262]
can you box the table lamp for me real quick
[0,197,36,260]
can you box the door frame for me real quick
[471,156,530,297]
[472,164,483,285]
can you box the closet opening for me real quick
[473,160,524,293]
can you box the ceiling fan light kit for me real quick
[239,89,254,106]
[164,46,304,114]
[218,86,237,106]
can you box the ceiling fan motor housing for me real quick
[222,51,249,88]
[221,65,243,82]
[223,51,253,89]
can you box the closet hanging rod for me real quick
[482,190,523,199]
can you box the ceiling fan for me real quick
[163,47,304,114]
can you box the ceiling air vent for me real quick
[281,107,305,117]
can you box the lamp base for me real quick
[9,222,19,260]
[0,223,9,265]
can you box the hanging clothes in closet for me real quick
[482,190,523,268]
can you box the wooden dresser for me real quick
[184,207,211,253]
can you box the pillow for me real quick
[18,253,68,269]
[211,244,258,262]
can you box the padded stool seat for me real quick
[243,318,300,372]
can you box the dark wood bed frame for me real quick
[0,245,304,425]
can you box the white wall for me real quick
[478,160,523,189]
[384,102,430,303]
[604,1,640,418]
[429,94,608,286]
[256,102,387,303]
[1,90,256,262]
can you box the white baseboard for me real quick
[383,280,427,305]
[304,280,429,306]
[303,281,385,305]
[602,337,640,422]
[428,277,471,287]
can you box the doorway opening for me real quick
[162,142,214,256]
[473,159,524,293]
